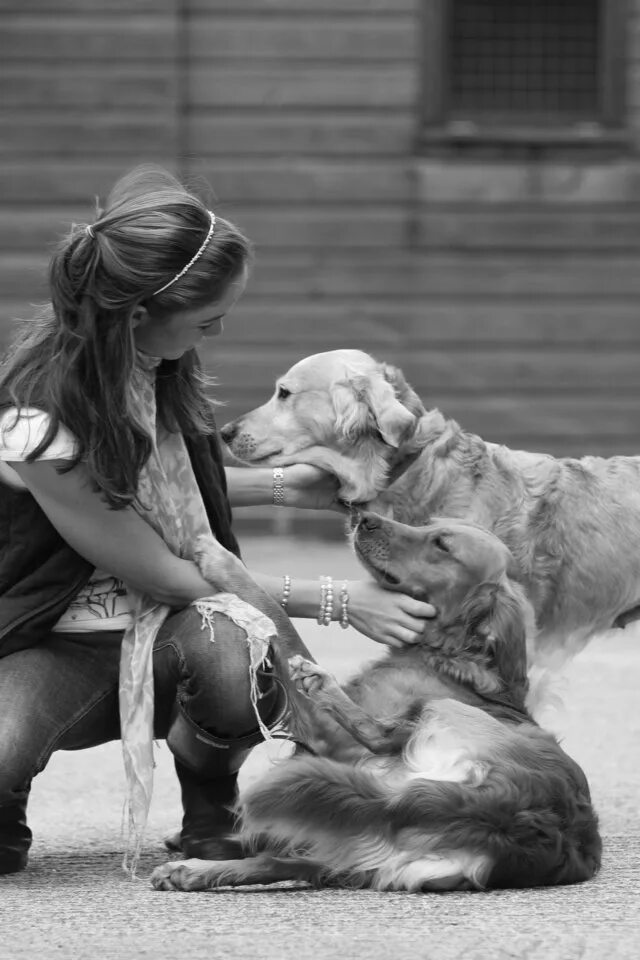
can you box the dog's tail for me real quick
[240,754,601,891]
[241,755,389,842]
[239,755,409,887]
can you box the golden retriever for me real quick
[221,349,640,664]
[151,513,601,893]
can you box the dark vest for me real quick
[0,431,240,657]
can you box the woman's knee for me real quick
[155,605,254,681]
[154,605,268,737]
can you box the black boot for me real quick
[175,762,244,860]
[165,671,288,860]
[0,798,32,875]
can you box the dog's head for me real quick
[220,350,426,502]
[354,512,532,699]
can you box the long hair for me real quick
[0,165,251,507]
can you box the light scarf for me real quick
[120,356,276,874]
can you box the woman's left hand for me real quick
[345,579,437,648]
[281,464,346,512]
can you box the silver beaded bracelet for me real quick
[280,574,291,610]
[272,467,286,506]
[317,575,334,626]
[339,580,350,629]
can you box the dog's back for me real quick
[375,408,640,660]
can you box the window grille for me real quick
[418,0,626,152]
[449,0,601,123]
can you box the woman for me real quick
[0,166,434,875]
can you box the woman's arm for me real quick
[226,468,434,645]
[251,571,435,649]
[225,465,272,506]
[226,464,342,511]
[11,459,434,646]
[9,459,219,607]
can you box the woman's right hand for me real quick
[277,463,346,512]
[344,579,436,648]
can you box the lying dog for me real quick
[151,514,600,893]
[221,349,640,664]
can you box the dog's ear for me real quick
[460,578,530,692]
[380,364,437,473]
[381,364,426,418]
[362,369,417,447]
[332,373,417,448]
[331,383,374,444]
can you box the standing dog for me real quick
[151,514,600,893]
[221,349,640,664]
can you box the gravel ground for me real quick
[1,536,639,960]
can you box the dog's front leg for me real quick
[289,656,413,755]
[151,856,315,892]
[151,858,231,891]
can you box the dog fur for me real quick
[151,513,600,894]
[221,349,640,664]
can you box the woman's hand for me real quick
[346,579,436,648]
[225,463,346,512]
[281,464,346,512]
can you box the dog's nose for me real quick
[358,512,382,532]
[220,421,238,444]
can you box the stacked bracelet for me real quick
[339,580,350,629]
[280,574,291,610]
[317,575,334,626]
[273,467,286,506]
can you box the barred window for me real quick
[451,0,599,122]
[419,0,626,152]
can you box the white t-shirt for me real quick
[0,407,133,633]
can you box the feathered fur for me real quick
[151,514,600,894]
[220,349,640,665]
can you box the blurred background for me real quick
[0,0,638,536]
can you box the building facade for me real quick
[1,0,639,459]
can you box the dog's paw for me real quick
[288,655,333,695]
[150,858,215,892]
[194,534,226,579]
[194,534,245,586]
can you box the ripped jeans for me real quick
[0,605,282,864]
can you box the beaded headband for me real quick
[83,210,216,296]
[153,211,216,296]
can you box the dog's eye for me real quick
[433,535,450,553]
[277,386,291,400]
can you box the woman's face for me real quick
[133,267,248,360]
